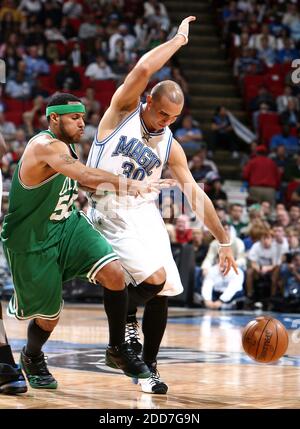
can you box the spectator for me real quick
[246,230,279,300]
[175,215,193,244]
[270,125,299,155]
[69,41,86,67]
[289,204,300,227]
[201,260,244,310]
[45,41,61,65]
[280,98,300,128]
[18,0,43,17]
[0,112,16,142]
[276,38,299,63]
[279,252,300,300]
[269,144,289,177]
[206,172,228,206]
[272,223,289,265]
[261,200,274,224]
[133,17,148,52]
[276,210,291,228]
[211,106,239,158]
[144,0,170,30]
[62,0,83,18]
[24,45,50,79]
[174,115,204,156]
[233,47,263,80]
[171,67,189,100]
[81,87,101,116]
[78,14,98,41]
[276,85,299,114]
[55,60,81,90]
[44,18,67,44]
[109,23,136,62]
[228,203,248,237]
[5,71,32,99]
[286,228,300,256]
[189,153,213,182]
[243,145,280,206]
[250,23,276,51]
[111,51,130,84]
[84,112,100,141]
[257,36,276,68]
[249,86,276,112]
[252,102,272,133]
[85,55,116,80]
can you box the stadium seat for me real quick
[261,124,282,146]
[4,111,23,126]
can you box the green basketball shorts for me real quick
[3,211,118,320]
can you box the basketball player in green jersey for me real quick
[0,93,173,392]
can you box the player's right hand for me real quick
[176,16,196,45]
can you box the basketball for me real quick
[242,316,289,363]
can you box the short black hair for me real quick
[47,92,81,108]
[46,92,81,121]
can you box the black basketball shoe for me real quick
[105,342,150,378]
[0,363,27,394]
[133,361,168,394]
[125,314,142,355]
[20,347,57,389]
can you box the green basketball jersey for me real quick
[1,130,79,252]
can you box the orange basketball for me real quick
[242,316,289,363]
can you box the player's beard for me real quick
[59,118,80,144]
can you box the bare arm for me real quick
[109,16,196,113]
[34,139,164,195]
[168,140,238,275]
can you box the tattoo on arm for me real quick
[59,154,76,164]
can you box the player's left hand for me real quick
[142,179,177,194]
[157,179,177,189]
[176,16,197,45]
[218,246,238,276]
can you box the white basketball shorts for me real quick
[87,199,183,297]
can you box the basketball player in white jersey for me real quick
[87,16,238,394]
[0,132,27,394]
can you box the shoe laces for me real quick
[121,343,142,363]
[148,367,161,386]
[125,320,141,344]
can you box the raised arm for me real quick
[168,139,238,275]
[109,16,196,113]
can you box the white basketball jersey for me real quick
[87,103,173,207]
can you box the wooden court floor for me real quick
[0,302,300,409]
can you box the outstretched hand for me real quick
[128,179,177,197]
[176,16,196,45]
[218,246,239,276]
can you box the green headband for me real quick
[46,104,86,116]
